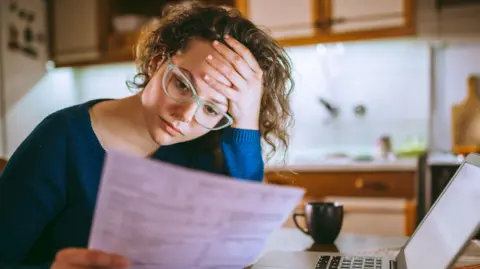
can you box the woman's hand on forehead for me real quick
[202,35,263,130]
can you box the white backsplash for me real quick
[69,39,432,162]
[74,63,137,101]
[0,38,439,160]
[283,40,430,160]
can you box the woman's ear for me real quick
[147,56,163,77]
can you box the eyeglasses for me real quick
[161,57,233,131]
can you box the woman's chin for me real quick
[151,127,179,146]
[147,124,204,146]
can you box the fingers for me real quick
[206,54,246,89]
[224,35,263,74]
[203,75,240,102]
[54,248,129,268]
[201,60,232,87]
[202,36,263,106]
[212,39,256,81]
[217,35,263,76]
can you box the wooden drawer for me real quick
[265,171,415,199]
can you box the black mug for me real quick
[292,202,344,244]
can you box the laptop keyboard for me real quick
[315,255,383,269]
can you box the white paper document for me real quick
[88,151,305,269]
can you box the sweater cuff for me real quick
[222,127,261,142]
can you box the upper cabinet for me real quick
[49,0,235,67]
[238,0,320,46]
[236,0,415,46]
[50,0,110,67]
[48,0,415,68]
[327,0,415,39]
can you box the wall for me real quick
[0,0,78,157]
[63,1,480,162]
[73,63,136,102]
[69,39,431,164]
[0,1,4,157]
[283,39,430,162]
[4,39,476,161]
[1,1,479,160]
[3,69,77,157]
[431,43,480,151]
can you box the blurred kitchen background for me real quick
[1,0,480,237]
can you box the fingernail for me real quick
[224,34,230,39]
[212,40,220,46]
[204,75,210,81]
[206,54,213,60]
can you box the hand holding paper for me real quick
[51,248,130,269]
[88,151,305,269]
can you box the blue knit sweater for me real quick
[0,99,264,269]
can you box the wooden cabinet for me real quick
[238,0,319,41]
[49,0,415,67]
[265,170,417,236]
[265,170,415,199]
[48,0,235,67]
[329,0,410,33]
[50,0,110,67]
[324,0,415,43]
[236,0,415,46]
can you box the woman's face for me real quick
[140,39,230,146]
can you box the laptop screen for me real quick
[403,163,480,268]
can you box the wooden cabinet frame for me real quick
[50,0,416,67]
[235,0,416,47]
[48,0,113,67]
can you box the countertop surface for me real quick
[427,152,464,165]
[265,157,418,172]
[263,151,468,172]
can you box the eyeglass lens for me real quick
[164,68,231,130]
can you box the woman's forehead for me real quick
[176,39,218,69]
[172,40,228,105]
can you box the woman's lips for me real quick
[158,117,183,136]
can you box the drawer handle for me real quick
[355,178,389,191]
[267,179,290,186]
[355,178,365,189]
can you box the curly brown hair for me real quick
[127,0,294,163]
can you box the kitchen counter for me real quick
[427,152,464,165]
[265,158,418,172]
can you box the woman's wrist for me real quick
[222,127,261,142]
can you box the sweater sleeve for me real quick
[0,114,68,269]
[220,128,264,182]
[186,128,264,182]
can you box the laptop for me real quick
[252,153,480,269]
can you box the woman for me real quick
[0,1,294,268]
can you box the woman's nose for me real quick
[175,102,197,123]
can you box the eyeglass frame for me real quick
[160,56,233,131]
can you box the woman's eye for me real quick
[175,77,190,92]
[204,105,219,116]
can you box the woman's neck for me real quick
[91,94,160,157]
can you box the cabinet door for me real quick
[329,0,409,33]
[244,0,316,40]
[52,0,107,66]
